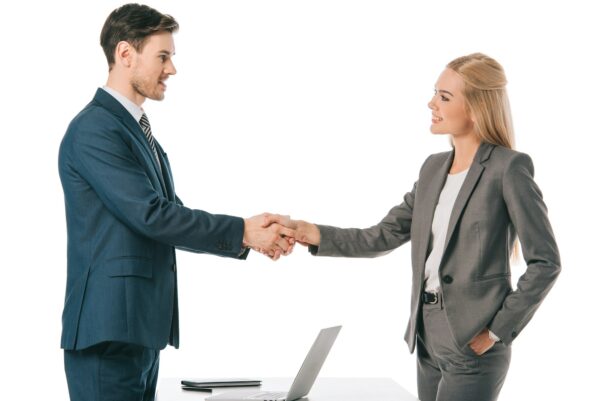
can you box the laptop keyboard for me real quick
[246,391,287,401]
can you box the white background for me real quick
[1,0,598,399]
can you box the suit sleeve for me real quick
[69,123,245,258]
[309,181,416,257]
[488,153,561,344]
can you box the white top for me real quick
[423,168,469,293]
[101,86,145,123]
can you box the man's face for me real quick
[130,32,176,101]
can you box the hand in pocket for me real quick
[468,328,496,356]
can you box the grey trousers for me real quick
[417,298,511,401]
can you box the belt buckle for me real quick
[423,292,438,304]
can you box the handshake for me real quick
[242,213,321,260]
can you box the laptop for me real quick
[206,326,342,401]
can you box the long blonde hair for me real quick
[447,53,515,149]
[448,53,520,259]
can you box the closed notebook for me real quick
[181,379,262,389]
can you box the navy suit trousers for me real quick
[64,342,160,401]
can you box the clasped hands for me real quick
[243,213,319,260]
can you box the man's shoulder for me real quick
[73,98,117,126]
[64,98,122,141]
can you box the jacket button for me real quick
[511,331,517,338]
[442,275,453,284]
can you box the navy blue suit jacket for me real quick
[59,88,248,351]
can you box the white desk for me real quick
[157,377,418,401]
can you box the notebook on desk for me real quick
[181,379,262,390]
[206,326,342,401]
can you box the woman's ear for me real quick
[466,104,476,127]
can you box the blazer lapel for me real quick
[416,150,454,273]
[155,142,176,201]
[122,118,168,196]
[442,142,496,254]
[93,89,168,196]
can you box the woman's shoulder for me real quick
[421,149,453,167]
[419,143,535,173]
[415,150,450,177]
[488,144,533,166]
[486,144,536,178]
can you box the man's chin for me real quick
[147,92,165,101]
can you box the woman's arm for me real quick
[266,181,417,258]
[488,152,561,345]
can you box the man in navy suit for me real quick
[58,4,293,400]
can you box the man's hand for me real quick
[262,214,321,246]
[243,213,296,260]
[468,328,496,356]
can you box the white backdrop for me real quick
[1,1,598,399]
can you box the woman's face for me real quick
[428,68,475,138]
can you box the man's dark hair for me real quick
[100,3,179,68]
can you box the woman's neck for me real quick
[450,134,481,174]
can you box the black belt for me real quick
[422,291,439,304]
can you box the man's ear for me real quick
[115,41,134,68]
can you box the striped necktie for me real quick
[139,113,162,169]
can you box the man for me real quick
[58,4,293,400]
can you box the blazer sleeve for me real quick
[69,122,245,258]
[309,181,417,257]
[488,152,561,344]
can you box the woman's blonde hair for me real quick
[447,53,515,149]
[448,53,520,259]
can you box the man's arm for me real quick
[68,121,291,257]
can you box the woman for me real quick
[266,53,561,401]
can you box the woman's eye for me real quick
[441,95,449,101]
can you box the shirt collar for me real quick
[101,86,145,124]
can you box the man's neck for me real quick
[106,74,145,106]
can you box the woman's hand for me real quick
[261,214,321,246]
[468,328,496,356]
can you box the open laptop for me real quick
[206,326,342,401]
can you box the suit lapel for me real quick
[442,142,495,254]
[121,116,168,196]
[93,89,168,196]
[416,150,454,272]
[155,142,176,201]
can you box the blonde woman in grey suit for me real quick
[264,53,560,401]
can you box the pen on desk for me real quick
[182,387,213,392]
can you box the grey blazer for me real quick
[311,142,560,352]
